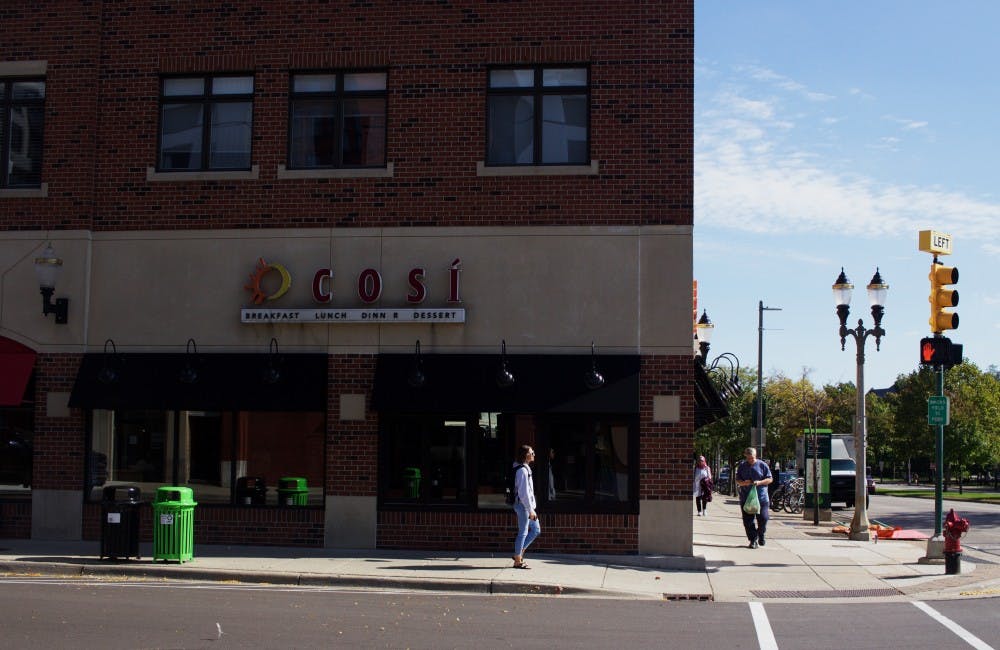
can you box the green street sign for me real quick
[928,395,950,426]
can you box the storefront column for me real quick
[324,355,378,548]
[31,353,86,540]
[638,355,695,556]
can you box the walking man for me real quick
[736,447,772,548]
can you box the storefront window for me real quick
[379,411,635,513]
[88,409,325,505]
[0,378,35,498]
[544,417,633,506]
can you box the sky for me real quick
[694,1,1000,390]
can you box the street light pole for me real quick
[833,268,888,542]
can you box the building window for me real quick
[158,75,254,171]
[0,78,45,188]
[87,409,325,505]
[379,412,635,513]
[486,66,589,166]
[288,71,387,169]
[542,417,634,507]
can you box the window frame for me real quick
[0,76,46,189]
[156,73,255,173]
[286,69,388,170]
[484,64,591,167]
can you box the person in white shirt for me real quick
[512,445,540,569]
[693,455,713,516]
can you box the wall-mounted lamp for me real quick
[179,338,200,384]
[97,339,120,384]
[584,341,605,390]
[262,337,282,384]
[407,339,426,388]
[33,243,69,324]
[495,339,515,388]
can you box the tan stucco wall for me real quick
[1,226,693,356]
[639,499,693,556]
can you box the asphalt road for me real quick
[0,579,996,649]
[848,491,1000,559]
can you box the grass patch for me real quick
[879,488,1000,504]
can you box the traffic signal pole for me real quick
[934,364,944,538]
[918,231,959,561]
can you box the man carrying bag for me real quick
[736,447,772,549]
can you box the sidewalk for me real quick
[2,498,997,602]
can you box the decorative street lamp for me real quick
[695,310,714,361]
[695,309,741,395]
[833,268,888,541]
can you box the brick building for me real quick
[0,1,699,555]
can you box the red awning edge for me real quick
[0,338,36,407]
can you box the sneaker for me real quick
[758,536,766,546]
[748,541,758,549]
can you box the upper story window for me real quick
[288,71,387,169]
[486,66,589,166]
[1,78,45,188]
[158,75,254,171]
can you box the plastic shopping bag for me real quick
[742,484,761,515]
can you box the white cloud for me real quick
[697,68,1000,246]
[883,115,929,130]
[737,64,835,102]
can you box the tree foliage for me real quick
[695,360,1000,484]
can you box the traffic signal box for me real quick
[928,261,959,333]
[920,336,963,369]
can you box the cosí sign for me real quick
[240,257,466,325]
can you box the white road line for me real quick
[749,601,779,650]
[913,601,996,650]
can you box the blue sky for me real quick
[694,1,1000,389]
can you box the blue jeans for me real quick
[513,503,541,556]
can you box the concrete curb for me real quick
[0,559,614,597]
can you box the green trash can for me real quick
[152,486,196,563]
[403,467,421,498]
[277,477,309,506]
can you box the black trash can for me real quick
[236,476,267,505]
[100,485,142,560]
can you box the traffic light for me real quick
[928,261,958,333]
[920,336,963,368]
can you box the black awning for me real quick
[694,361,730,429]
[372,353,639,414]
[69,352,327,412]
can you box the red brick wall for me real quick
[0,501,31,539]
[639,355,695,500]
[0,1,99,230]
[83,502,325,547]
[326,355,378,497]
[1,1,692,232]
[378,511,637,554]
[33,353,85,491]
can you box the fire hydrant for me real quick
[943,508,970,575]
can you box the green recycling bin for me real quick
[277,477,309,506]
[403,467,421,498]
[152,486,196,563]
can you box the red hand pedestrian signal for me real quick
[920,336,963,368]
[922,340,935,363]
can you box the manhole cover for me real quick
[751,588,900,599]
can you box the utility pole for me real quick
[756,301,781,460]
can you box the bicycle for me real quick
[783,477,805,513]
